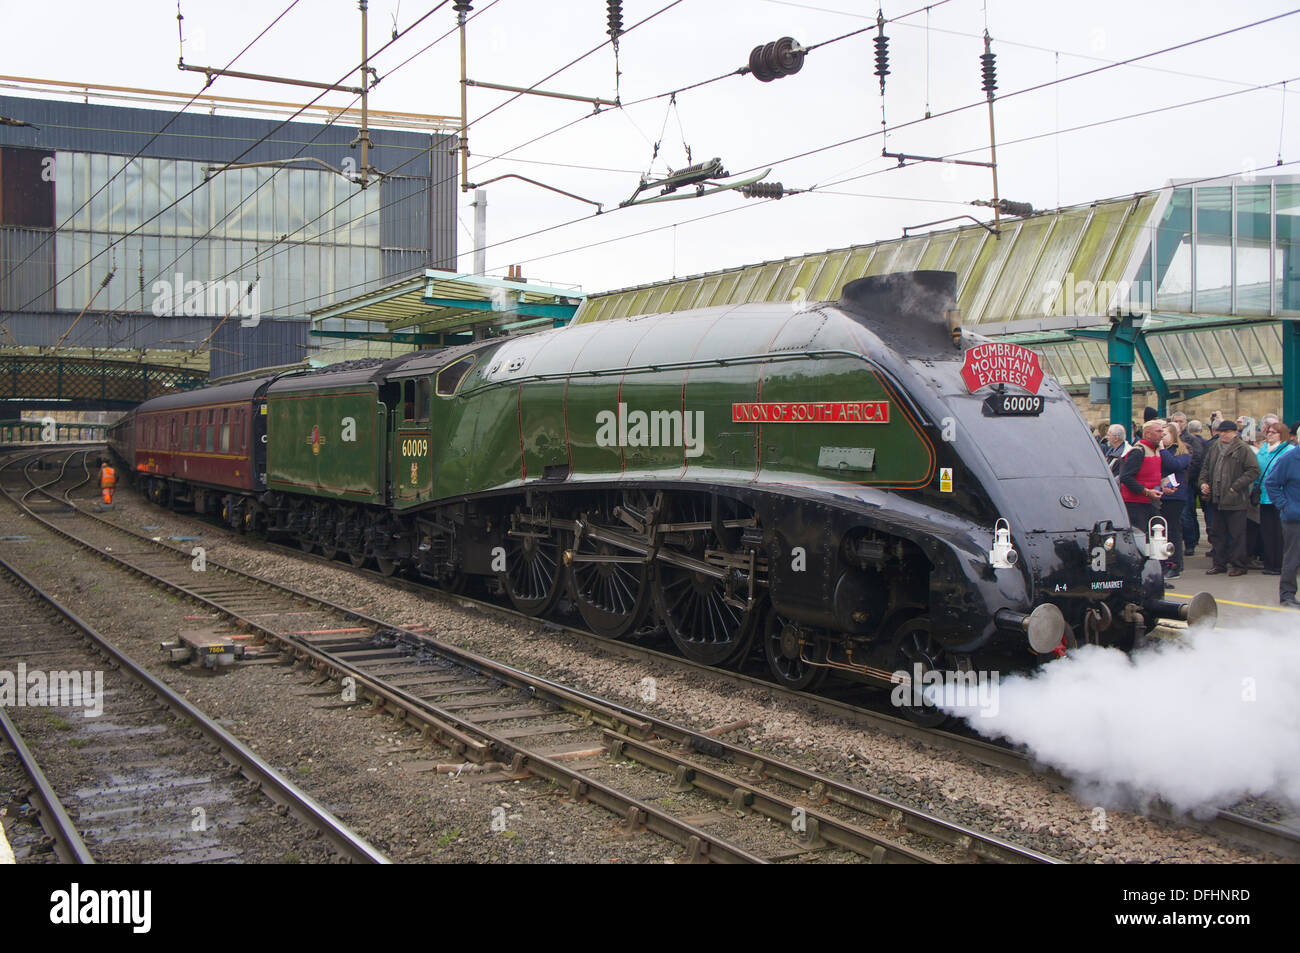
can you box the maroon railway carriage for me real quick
[109,376,276,511]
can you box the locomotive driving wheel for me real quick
[500,516,564,616]
[763,609,829,692]
[317,505,341,561]
[890,616,951,728]
[567,497,652,640]
[653,495,761,668]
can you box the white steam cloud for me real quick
[955,618,1300,814]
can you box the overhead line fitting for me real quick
[873,13,890,95]
[608,1,624,99]
[981,30,997,99]
[748,36,806,82]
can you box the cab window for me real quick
[436,356,476,396]
[403,378,431,422]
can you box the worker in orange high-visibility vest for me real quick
[98,459,116,505]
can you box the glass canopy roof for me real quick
[572,174,1299,395]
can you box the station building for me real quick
[0,88,457,392]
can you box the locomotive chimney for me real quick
[836,270,962,358]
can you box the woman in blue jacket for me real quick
[1160,421,1192,580]
[1256,423,1293,574]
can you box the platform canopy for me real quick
[571,175,1299,420]
[309,270,585,350]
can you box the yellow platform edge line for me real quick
[1166,592,1300,613]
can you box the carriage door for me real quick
[395,377,433,504]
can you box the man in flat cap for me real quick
[1201,420,1261,576]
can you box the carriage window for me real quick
[220,425,230,453]
[170,420,178,444]
[183,426,191,449]
[221,408,229,423]
[233,420,243,451]
[205,426,215,452]
[436,356,475,396]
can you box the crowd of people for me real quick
[1096,407,1300,608]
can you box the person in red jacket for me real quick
[1118,419,1167,533]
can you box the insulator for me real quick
[452,1,473,11]
[607,0,623,40]
[742,182,785,200]
[748,36,805,82]
[981,33,997,96]
[998,199,1034,217]
[673,158,724,179]
[874,14,889,93]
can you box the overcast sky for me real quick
[4,0,1299,298]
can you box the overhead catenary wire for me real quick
[1280,80,1289,166]
[728,7,1300,178]
[468,0,954,179]
[104,44,1300,340]
[762,0,1300,99]
[256,64,1300,323]
[125,0,677,344]
[816,73,1300,194]
[57,0,672,349]
[38,0,680,333]
[46,5,1300,349]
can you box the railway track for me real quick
[0,446,1063,864]
[75,451,1298,863]
[0,551,388,864]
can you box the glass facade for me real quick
[1136,177,1300,318]
[53,151,382,317]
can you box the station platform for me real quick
[1166,549,1299,627]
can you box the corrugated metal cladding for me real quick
[4,311,216,348]
[0,95,456,374]
[429,138,456,268]
[379,148,456,269]
[1,226,54,311]
[0,95,433,174]
[382,248,430,282]
[208,318,309,380]
[380,174,429,265]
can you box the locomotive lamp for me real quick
[989,518,1018,569]
[1145,517,1174,561]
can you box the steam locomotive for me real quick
[107,270,1215,720]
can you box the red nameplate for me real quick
[732,401,890,423]
[960,342,1044,393]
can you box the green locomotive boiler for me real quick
[121,271,1216,719]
